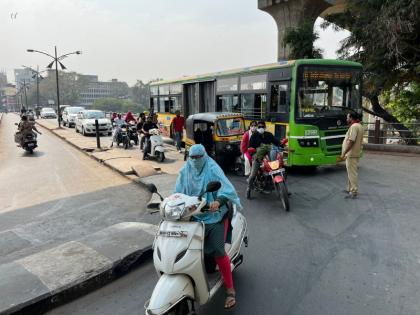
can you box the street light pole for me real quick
[26,46,81,128]
[36,66,40,109]
[54,46,62,127]
[23,79,28,108]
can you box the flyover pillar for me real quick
[258,0,334,61]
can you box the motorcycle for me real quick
[144,128,165,162]
[113,123,131,149]
[246,147,290,211]
[128,124,139,146]
[144,181,248,315]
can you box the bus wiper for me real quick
[329,106,358,113]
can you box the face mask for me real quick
[250,126,257,132]
[190,157,205,172]
[257,128,265,134]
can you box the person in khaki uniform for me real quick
[340,112,364,199]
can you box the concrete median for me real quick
[0,222,157,315]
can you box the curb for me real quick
[35,121,148,185]
[364,143,420,155]
[1,223,155,315]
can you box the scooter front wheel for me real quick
[157,151,165,162]
[164,298,194,315]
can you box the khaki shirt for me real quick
[342,122,364,158]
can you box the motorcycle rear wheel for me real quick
[275,182,290,212]
[124,139,129,149]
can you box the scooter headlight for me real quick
[164,204,185,220]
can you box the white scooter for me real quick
[145,128,165,162]
[144,182,248,315]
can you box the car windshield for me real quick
[297,66,362,118]
[68,107,83,114]
[84,111,105,119]
[43,108,55,112]
[216,118,245,136]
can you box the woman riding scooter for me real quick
[175,144,241,309]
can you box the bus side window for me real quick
[271,84,288,113]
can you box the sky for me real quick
[1,0,349,86]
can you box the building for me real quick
[0,71,7,88]
[78,76,129,107]
[14,68,35,90]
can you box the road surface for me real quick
[47,147,420,315]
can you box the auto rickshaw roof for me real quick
[186,112,244,123]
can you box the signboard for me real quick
[48,99,55,105]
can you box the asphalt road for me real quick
[47,147,420,315]
[0,114,153,265]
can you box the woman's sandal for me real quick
[224,292,236,310]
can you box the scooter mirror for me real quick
[206,181,221,193]
[146,183,157,194]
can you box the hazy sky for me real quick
[1,0,349,86]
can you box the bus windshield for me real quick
[297,66,362,119]
[216,118,245,136]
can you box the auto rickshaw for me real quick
[184,112,246,172]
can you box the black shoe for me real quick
[344,192,358,199]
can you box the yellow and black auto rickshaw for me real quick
[184,112,246,172]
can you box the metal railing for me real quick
[363,120,420,145]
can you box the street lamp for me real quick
[18,80,31,109]
[27,46,81,127]
[22,65,46,111]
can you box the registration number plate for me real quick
[269,168,285,176]
[159,231,188,238]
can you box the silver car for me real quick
[75,110,112,136]
[62,106,85,127]
[40,107,57,119]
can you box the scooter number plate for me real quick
[269,168,285,176]
[159,231,188,238]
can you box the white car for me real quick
[40,107,57,119]
[75,110,112,136]
[62,106,85,127]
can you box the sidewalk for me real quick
[35,119,185,179]
[0,117,181,315]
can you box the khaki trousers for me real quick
[346,157,359,194]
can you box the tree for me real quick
[26,71,89,106]
[130,80,150,108]
[283,21,323,59]
[322,0,420,144]
[92,97,145,113]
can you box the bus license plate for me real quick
[159,231,188,238]
[269,168,285,176]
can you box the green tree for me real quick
[283,21,323,59]
[130,80,150,108]
[322,0,420,144]
[92,97,144,113]
[27,71,89,106]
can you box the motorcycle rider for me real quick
[174,144,241,310]
[240,121,258,176]
[246,121,281,193]
[110,114,125,148]
[16,115,41,145]
[141,115,158,160]
[137,112,146,150]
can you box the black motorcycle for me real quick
[22,133,38,154]
[128,124,139,146]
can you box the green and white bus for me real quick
[150,59,362,167]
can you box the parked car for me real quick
[40,107,57,119]
[62,106,85,127]
[75,110,112,136]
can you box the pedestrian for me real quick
[340,112,364,199]
[240,121,257,176]
[172,110,185,153]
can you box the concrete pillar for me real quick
[258,0,335,60]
